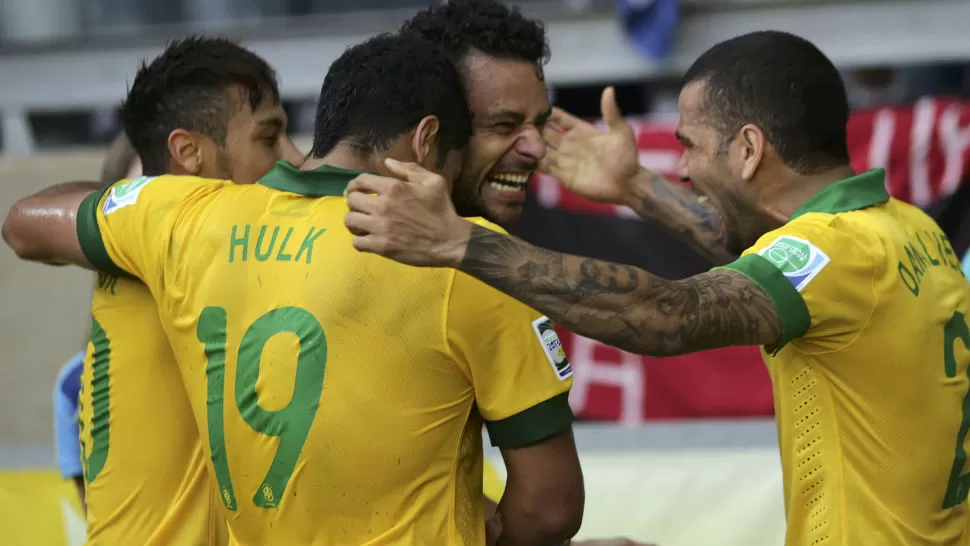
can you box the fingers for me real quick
[548,106,590,131]
[542,123,564,150]
[344,211,379,237]
[384,158,441,186]
[345,174,397,197]
[345,189,382,215]
[600,87,628,132]
[538,150,565,179]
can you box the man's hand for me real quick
[540,87,642,206]
[344,158,473,268]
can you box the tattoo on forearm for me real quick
[634,173,734,265]
[459,226,780,356]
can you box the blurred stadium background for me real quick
[1,0,970,544]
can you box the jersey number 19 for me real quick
[197,306,327,510]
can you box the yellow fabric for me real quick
[0,471,84,546]
[78,275,226,546]
[482,460,506,503]
[726,197,970,545]
[80,171,573,546]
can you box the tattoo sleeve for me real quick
[459,225,781,356]
[630,170,735,266]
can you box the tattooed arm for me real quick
[459,224,779,357]
[624,169,735,265]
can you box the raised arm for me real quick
[458,224,777,356]
[2,182,100,267]
[540,88,734,265]
[344,160,781,357]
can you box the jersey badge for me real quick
[758,235,830,292]
[532,316,572,380]
[102,176,155,215]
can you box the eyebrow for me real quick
[258,116,286,132]
[489,107,553,125]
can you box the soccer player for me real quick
[52,132,141,512]
[342,31,970,545]
[400,0,551,228]
[5,37,301,545]
[5,33,585,545]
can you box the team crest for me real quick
[758,235,830,291]
[102,176,155,215]
[532,316,572,380]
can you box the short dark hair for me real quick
[120,36,280,175]
[683,31,850,175]
[400,0,549,70]
[309,33,472,166]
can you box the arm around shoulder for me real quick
[2,181,102,267]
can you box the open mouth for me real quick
[486,172,531,194]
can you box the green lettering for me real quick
[97,272,118,295]
[230,225,250,263]
[906,243,927,278]
[276,227,295,262]
[917,232,941,267]
[899,262,920,296]
[255,226,280,262]
[940,233,962,271]
[294,227,326,264]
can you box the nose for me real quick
[675,151,689,182]
[514,125,547,163]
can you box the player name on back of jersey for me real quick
[898,228,963,297]
[228,224,326,264]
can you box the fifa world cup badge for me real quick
[532,316,572,380]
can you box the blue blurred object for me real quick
[617,0,680,62]
[54,350,85,480]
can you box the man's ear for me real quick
[411,115,441,168]
[167,129,204,175]
[737,123,766,182]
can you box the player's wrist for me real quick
[441,217,473,269]
[621,167,654,210]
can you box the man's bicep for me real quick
[3,183,100,268]
[447,272,574,448]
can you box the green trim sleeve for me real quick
[76,186,129,278]
[717,254,811,355]
[485,392,574,449]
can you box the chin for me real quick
[482,202,525,229]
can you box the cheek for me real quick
[227,147,279,184]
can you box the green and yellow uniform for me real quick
[75,162,574,546]
[722,169,970,545]
[78,275,226,545]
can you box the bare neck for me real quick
[764,164,857,220]
[302,143,380,173]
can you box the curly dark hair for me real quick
[400,0,549,68]
[684,31,850,175]
[120,36,279,176]
[309,33,472,167]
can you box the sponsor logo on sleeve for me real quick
[758,235,830,291]
[102,176,155,215]
[532,316,572,380]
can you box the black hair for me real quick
[683,30,850,174]
[400,0,549,71]
[120,36,280,175]
[309,33,472,166]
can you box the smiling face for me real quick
[674,80,765,254]
[450,51,551,227]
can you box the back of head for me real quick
[120,36,280,176]
[683,30,850,175]
[309,33,472,165]
[399,0,549,69]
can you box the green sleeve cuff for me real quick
[717,254,811,355]
[485,392,574,449]
[76,186,130,278]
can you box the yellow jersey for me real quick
[482,460,506,504]
[78,274,226,545]
[722,169,970,545]
[75,162,575,546]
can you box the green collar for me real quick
[790,168,890,220]
[257,160,365,197]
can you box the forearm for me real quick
[624,169,735,265]
[459,225,778,356]
[2,181,100,265]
